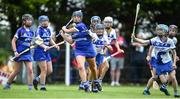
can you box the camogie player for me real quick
[132,24,176,96]
[3,14,34,90]
[167,25,179,97]
[60,10,100,92]
[143,24,179,97]
[92,23,113,91]
[33,15,59,91]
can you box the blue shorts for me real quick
[155,61,173,76]
[150,57,157,68]
[33,49,51,62]
[96,53,105,68]
[14,51,33,62]
[74,49,96,58]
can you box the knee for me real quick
[47,69,52,75]
[152,76,158,81]
[27,68,33,75]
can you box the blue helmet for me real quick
[156,24,169,33]
[95,23,105,30]
[91,16,101,23]
[72,10,83,17]
[22,14,33,21]
[38,15,49,23]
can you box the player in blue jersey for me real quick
[132,24,177,96]
[60,10,100,92]
[3,14,34,90]
[33,15,59,91]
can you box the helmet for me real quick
[38,15,49,23]
[72,10,83,17]
[156,24,169,33]
[103,16,113,22]
[22,14,33,21]
[91,16,101,23]
[95,23,105,30]
[169,24,178,31]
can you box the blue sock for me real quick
[28,84,33,90]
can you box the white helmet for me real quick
[103,16,113,22]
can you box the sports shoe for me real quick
[3,83,11,90]
[92,83,98,93]
[33,79,38,90]
[84,83,90,92]
[143,90,151,95]
[115,82,120,86]
[160,87,170,96]
[111,81,115,86]
[94,80,102,91]
[79,83,84,90]
[40,87,47,91]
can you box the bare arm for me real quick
[146,46,153,61]
[62,26,77,33]
[60,30,74,44]
[11,37,17,52]
[132,34,150,45]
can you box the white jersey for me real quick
[150,36,176,64]
[104,28,117,43]
[172,37,177,45]
[89,30,110,54]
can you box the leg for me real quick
[24,61,34,90]
[4,62,21,89]
[169,70,179,97]
[110,58,116,86]
[99,60,109,80]
[76,56,90,92]
[86,57,101,92]
[36,61,47,90]
[47,61,53,76]
[159,74,170,96]
[86,57,97,80]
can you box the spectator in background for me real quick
[110,29,127,86]
[130,32,147,84]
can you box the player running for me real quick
[3,14,35,90]
[132,24,177,96]
[33,15,59,91]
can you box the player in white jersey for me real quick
[92,23,113,92]
[132,24,177,96]
[143,24,179,97]
[167,25,179,97]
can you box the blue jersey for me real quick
[72,22,96,58]
[33,26,52,61]
[14,27,34,62]
[35,26,51,50]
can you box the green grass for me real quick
[0,84,179,98]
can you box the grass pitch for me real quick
[0,84,179,98]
